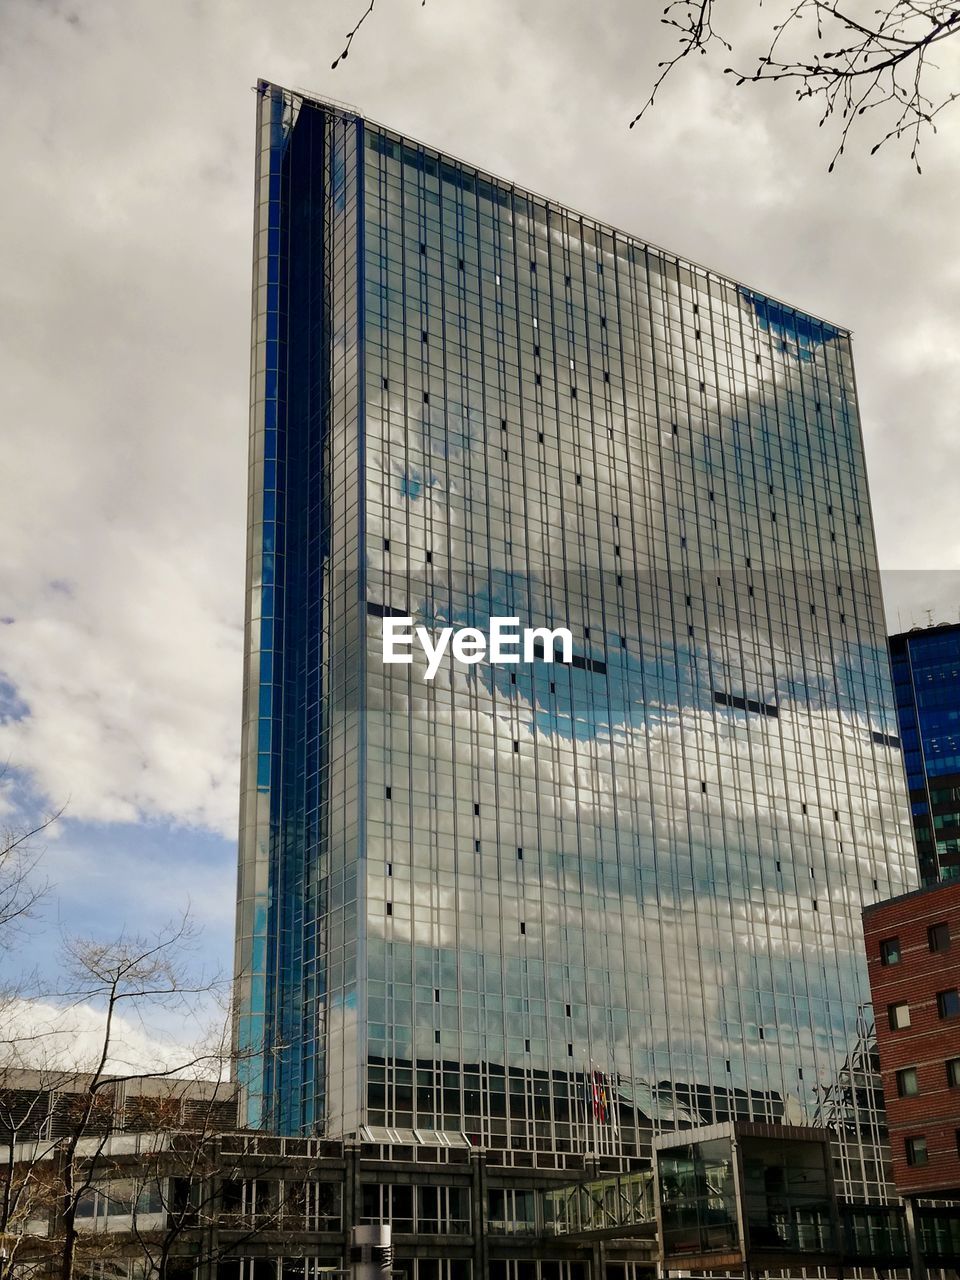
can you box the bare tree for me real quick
[0,912,226,1280]
[0,1065,68,1278]
[123,1097,296,1279]
[0,799,59,952]
[332,0,960,169]
[122,1020,281,1280]
[630,1,960,170]
[0,1057,300,1280]
[52,917,223,1280]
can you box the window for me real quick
[896,1068,919,1097]
[905,1136,928,1167]
[938,989,960,1019]
[947,1057,960,1088]
[488,1188,536,1235]
[888,1002,911,1030]
[929,922,951,953]
[880,936,901,966]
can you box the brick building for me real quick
[863,878,960,1198]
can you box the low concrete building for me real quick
[0,1071,655,1279]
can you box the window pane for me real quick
[896,1068,919,1098]
[889,1002,911,1030]
[880,937,901,966]
[905,1136,928,1167]
[928,922,951,953]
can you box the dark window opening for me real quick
[929,922,951,953]
[714,690,778,717]
[905,1136,928,1167]
[366,601,409,619]
[897,1068,919,1098]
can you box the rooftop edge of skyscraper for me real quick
[255,77,854,338]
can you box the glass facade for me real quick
[890,623,960,884]
[236,81,917,1200]
[657,1130,837,1261]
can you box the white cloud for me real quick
[0,998,217,1077]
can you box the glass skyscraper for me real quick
[890,622,960,884]
[235,81,917,1201]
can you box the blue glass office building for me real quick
[890,622,960,885]
[235,82,917,1199]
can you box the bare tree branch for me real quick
[0,911,228,1280]
[632,0,960,170]
[0,804,61,948]
[328,0,960,169]
[331,0,428,70]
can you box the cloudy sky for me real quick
[1,0,958,1034]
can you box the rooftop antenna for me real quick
[927,609,934,628]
